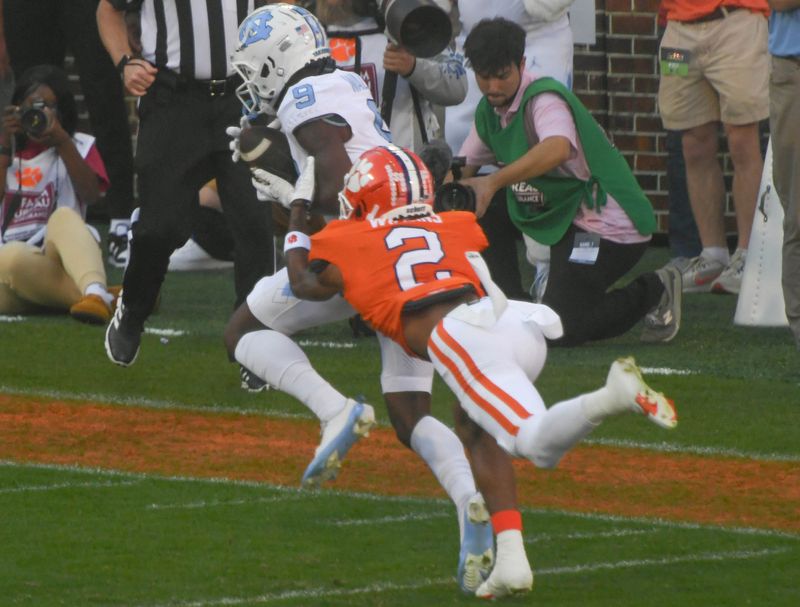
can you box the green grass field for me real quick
[1,247,798,606]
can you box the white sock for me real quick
[235,330,347,422]
[84,282,113,306]
[410,415,477,538]
[516,396,597,468]
[701,246,730,266]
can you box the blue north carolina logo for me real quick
[239,12,273,46]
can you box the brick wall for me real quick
[573,0,765,236]
[71,0,759,235]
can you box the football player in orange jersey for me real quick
[284,145,679,599]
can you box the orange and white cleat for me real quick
[606,357,678,429]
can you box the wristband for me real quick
[283,231,311,251]
[116,54,132,73]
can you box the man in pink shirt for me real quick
[457,17,682,346]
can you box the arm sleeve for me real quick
[528,92,579,158]
[406,49,467,107]
[458,123,497,168]
[84,144,111,193]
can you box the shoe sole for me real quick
[71,311,111,325]
[617,358,678,429]
[301,402,375,488]
[240,381,270,393]
[104,322,139,367]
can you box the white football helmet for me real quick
[232,3,330,115]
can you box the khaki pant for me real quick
[770,55,800,346]
[0,207,106,314]
[658,10,769,129]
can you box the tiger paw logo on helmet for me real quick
[345,159,374,194]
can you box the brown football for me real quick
[239,125,326,236]
[239,125,298,183]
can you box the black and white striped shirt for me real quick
[112,0,254,80]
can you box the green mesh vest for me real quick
[474,77,656,245]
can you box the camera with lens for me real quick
[19,98,53,138]
[433,156,477,213]
[349,0,452,57]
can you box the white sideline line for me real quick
[2,460,798,541]
[0,315,24,322]
[527,528,657,542]
[137,548,790,607]
[147,495,303,510]
[328,512,450,526]
[3,384,798,463]
[0,479,139,494]
[0,384,314,421]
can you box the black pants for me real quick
[666,130,702,259]
[542,225,664,346]
[478,188,529,301]
[4,0,135,222]
[123,76,272,320]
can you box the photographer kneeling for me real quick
[0,65,117,324]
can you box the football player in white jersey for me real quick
[223,4,492,593]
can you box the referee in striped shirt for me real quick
[97,0,273,366]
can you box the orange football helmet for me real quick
[338,145,435,221]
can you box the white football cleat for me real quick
[301,398,375,488]
[606,357,678,429]
[475,530,533,599]
[457,493,494,593]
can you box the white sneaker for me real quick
[605,357,678,429]
[711,248,746,295]
[168,239,234,272]
[301,398,376,488]
[457,494,494,593]
[681,255,725,293]
[475,530,533,599]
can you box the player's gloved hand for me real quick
[251,167,295,206]
[291,157,315,207]
[225,114,249,163]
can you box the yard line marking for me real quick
[526,528,658,542]
[147,495,303,510]
[0,315,24,322]
[0,479,139,494]
[297,339,356,349]
[640,366,694,376]
[2,460,799,541]
[327,511,450,526]
[137,548,790,607]
[3,385,798,463]
[582,436,800,463]
[145,328,186,337]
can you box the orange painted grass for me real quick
[1,394,797,532]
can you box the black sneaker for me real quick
[107,228,129,268]
[240,365,269,392]
[105,299,143,366]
